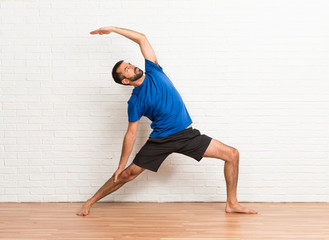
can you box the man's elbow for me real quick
[138,34,147,44]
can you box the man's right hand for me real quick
[90,26,114,35]
[113,166,125,183]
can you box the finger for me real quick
[114,174,117,183]
[90,29,99,34]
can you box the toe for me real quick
[76,212,84,216]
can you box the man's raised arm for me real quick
[90,26,159,66]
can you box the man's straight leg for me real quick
[76,163,145,216]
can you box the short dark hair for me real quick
[112,60,126,85]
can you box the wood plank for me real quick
[0,202,328,239]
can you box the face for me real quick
[119,62,144,83]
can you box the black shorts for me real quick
[132,127,212,172]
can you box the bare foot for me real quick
[76,202,92,216]
[225,202,258,214]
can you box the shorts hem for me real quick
[195,136,213,161]
[132,160,158,172]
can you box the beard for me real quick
[129,67,144,81]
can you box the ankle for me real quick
[226,200,239,205]
[86,198,95,207]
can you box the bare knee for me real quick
[231,148,239,164]
[118,170,137,183]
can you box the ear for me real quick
[121,78,130,85]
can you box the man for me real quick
[76,26,258,216]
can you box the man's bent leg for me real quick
[203,139,258,214]
[76,163,145,216]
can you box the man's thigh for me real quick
[202,138,237,162]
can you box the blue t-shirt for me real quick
[127,59,193,138]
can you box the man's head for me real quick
[112,60,144,86]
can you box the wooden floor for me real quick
[0,202,328,240]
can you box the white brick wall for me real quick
[1,0,328,202]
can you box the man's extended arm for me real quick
[111,26,145,44]
[118,132,136,167]
[114,120,139,182]
[90,26,159,66]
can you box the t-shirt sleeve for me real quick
[127,99,142,122]
[145,59,163,74]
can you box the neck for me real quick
[131,75,145,88]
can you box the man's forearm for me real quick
[118,133,136,169]
[111,26,145,44]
